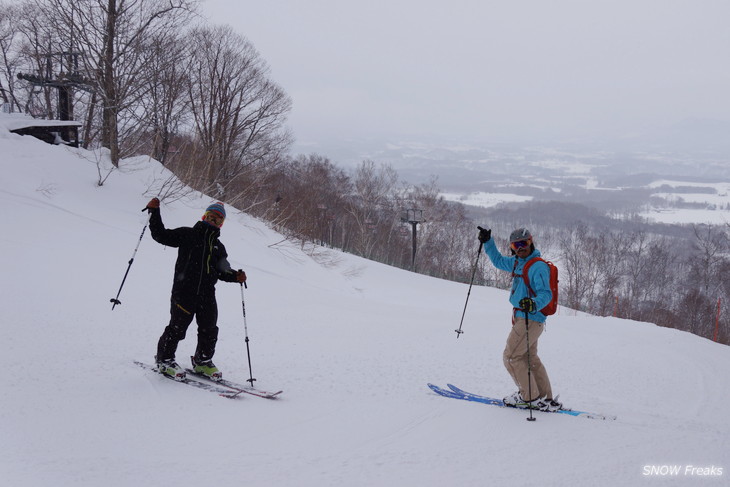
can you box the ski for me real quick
[428,383,616,421]
[134,361,243,399]
[184,368,282,399]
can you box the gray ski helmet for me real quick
[509,228,532,243]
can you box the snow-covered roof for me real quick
[0,112,82,132]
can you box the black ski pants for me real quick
[156,294,219,363]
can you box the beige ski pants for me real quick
[503,316,553,402]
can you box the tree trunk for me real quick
[102,0,119,166]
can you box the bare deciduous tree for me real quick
[185,24,292,196]
[346,160,399,259]
[0,3,23,109]
[34,0,197,165]
[135,31,190,164]
[559,223,601,311]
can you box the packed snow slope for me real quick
[1,117,728,486]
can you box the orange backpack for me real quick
[514,257,559,315]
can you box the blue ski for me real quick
[428,383,616,421]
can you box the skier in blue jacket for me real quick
[479,227,561,412]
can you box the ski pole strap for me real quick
[511,258,538,298]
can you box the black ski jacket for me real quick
[149,208,238,298]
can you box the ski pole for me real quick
[455,240,483,338]
[524,311,536,422]
[110,208,149,310]
[240,280,257,386]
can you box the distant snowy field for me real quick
[442,180,730,225]
[441,191,533,208]
[642,179,730,224]
[640,207,730,225]
[1,113,728,486]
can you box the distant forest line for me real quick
[174,151,730,347]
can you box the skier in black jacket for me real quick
[145,198,246,380]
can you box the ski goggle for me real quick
[203,211,225,228]
[510,238,532,251]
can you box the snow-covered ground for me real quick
[1,118,728,486]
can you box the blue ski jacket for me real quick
[483,239,552,323]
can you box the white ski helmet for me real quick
[509,228,532,243]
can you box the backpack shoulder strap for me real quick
[521,257,545,298]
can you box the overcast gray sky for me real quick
[201,0,730,147]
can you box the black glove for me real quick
[477,226,491,243]
[519,297,536,313]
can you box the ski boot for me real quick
[503,391,539,409]
[191,356,222,381]
[537,396,563,412]
[156,358,186,381]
